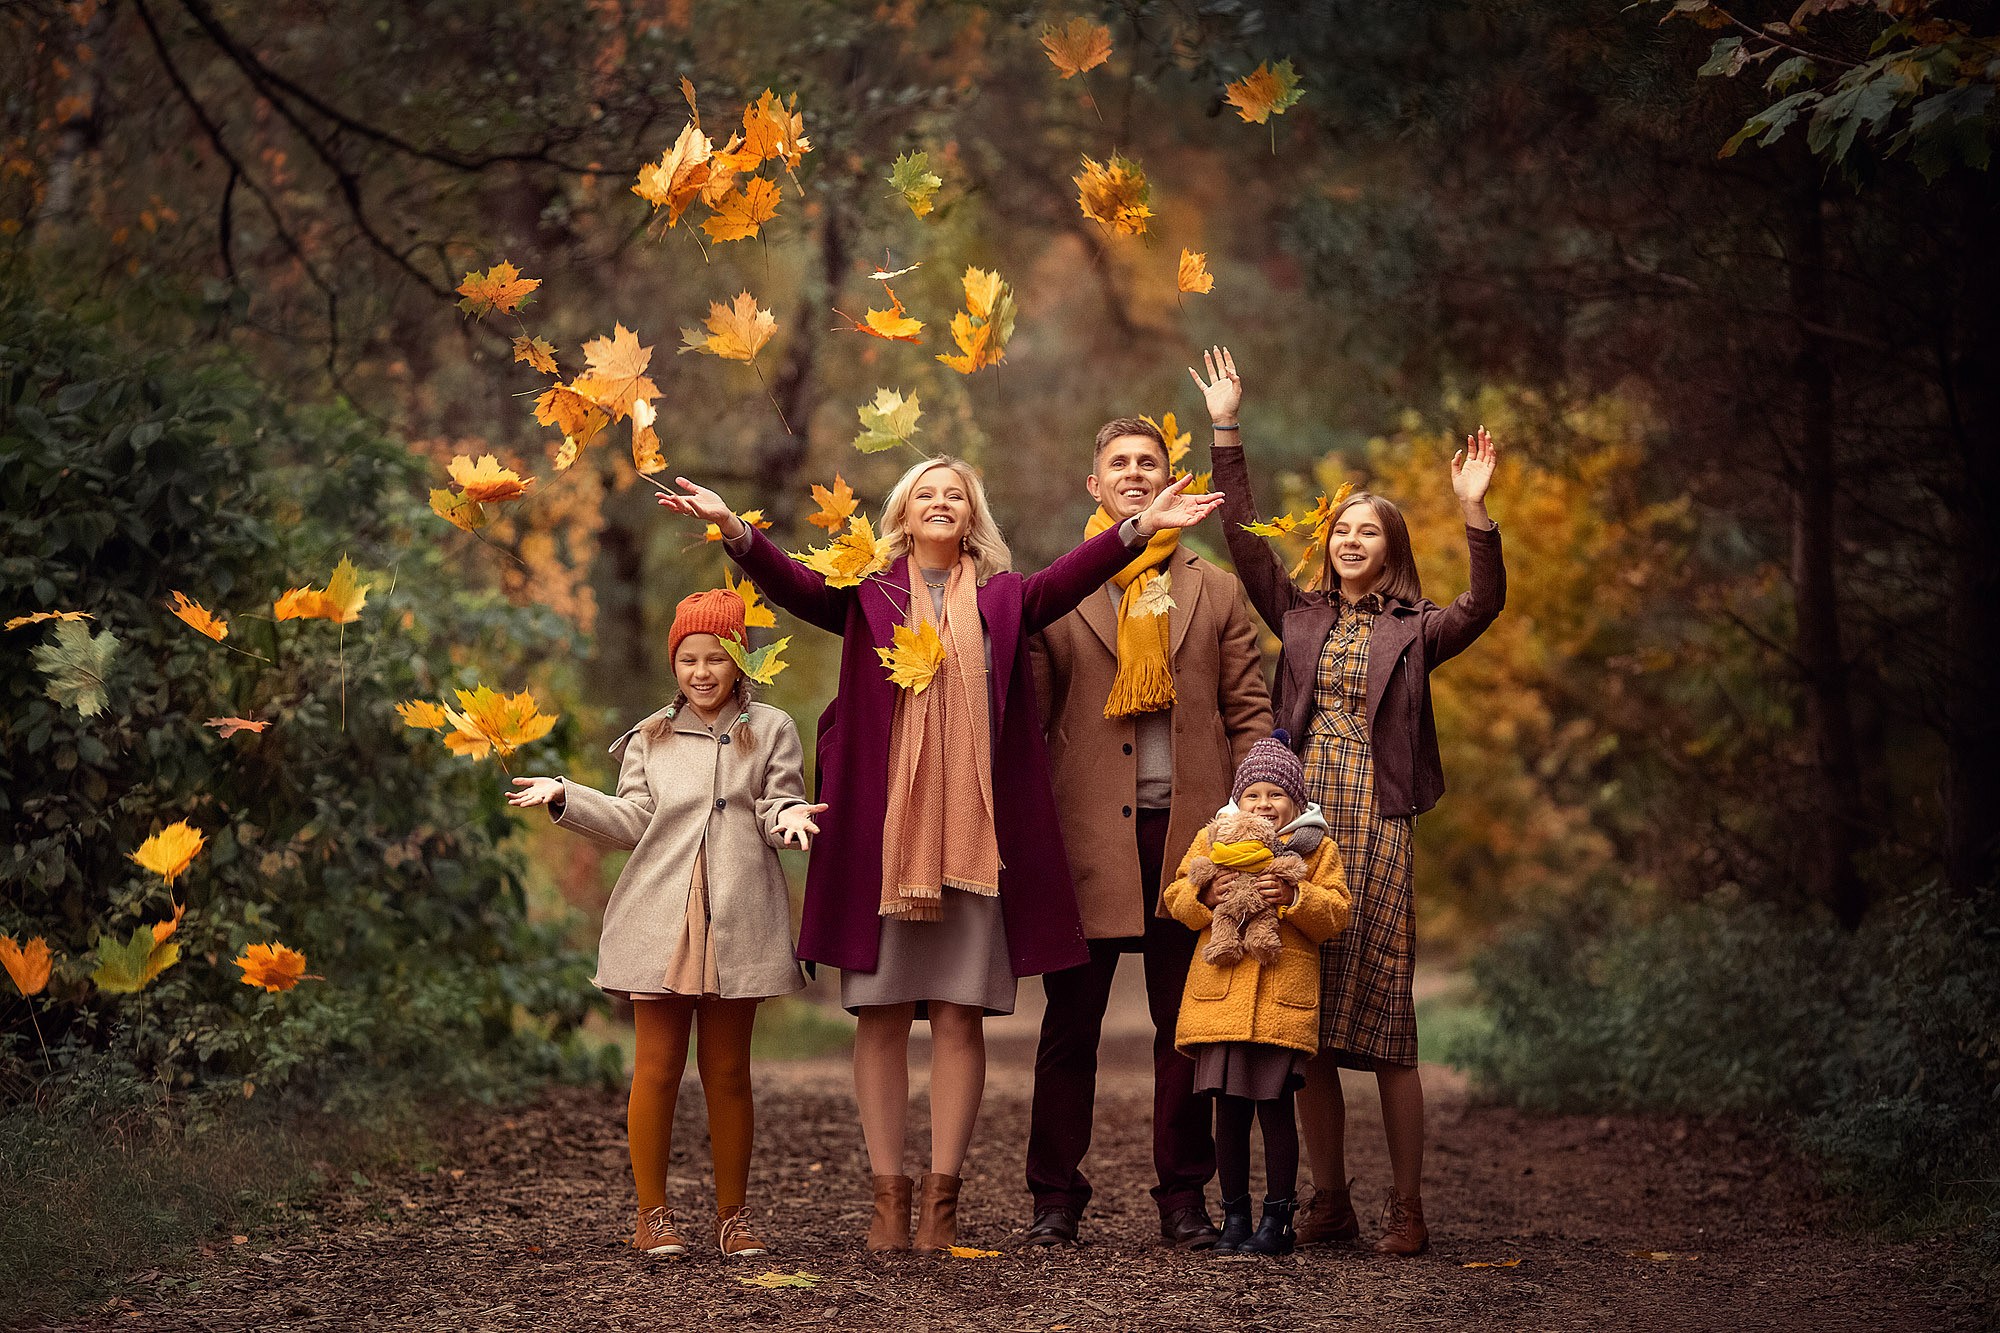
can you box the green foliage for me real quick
[0,295,601,1112]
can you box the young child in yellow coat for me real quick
[1163,732,1350,1256]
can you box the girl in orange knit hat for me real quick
[509,588,825,1259]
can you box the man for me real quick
[1025,416,1274,1249]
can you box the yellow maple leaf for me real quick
[273,556,370,624]
[740,89,812,179]
[1177,248,1215,294]
[724,568,777,629]
[571,324,661,422]
[1224,59,1306,125]
[630,399,666,475]
[511,335,558,374]
[1141,412,1192,467]
[448,454,535,503]
[130,820,205,886]
[707,509,770,543]
[1041,17,1112,78]
[722,634,791,686]
[877,619,947,693]
[702,176,782,243]
[456,261,540,318]
[5,610,92,630]
[533,383,610,441]
[396,699,450,731]
[793,515,891,588]
[946,1245,1003,1259]
[839,284,924,343]
[936,267,1016,375]
[632,122,716,227]
[0,935,53,997]
[1075,154,1152,236]
[681,291,777,362]
[808,475,859,532]
[430,488,487,532]
[204,716,269,738]
[167,591,228,642]
[234,942,320,993]
[440,685,559,760]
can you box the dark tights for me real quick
[1213,1088,1299,1203]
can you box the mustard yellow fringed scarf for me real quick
[1085,506,1179,719]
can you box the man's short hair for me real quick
[1092,416,1168,464]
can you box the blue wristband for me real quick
[1211,423,1240,431]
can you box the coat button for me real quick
[1122,743,1133,755]
[715,798,728,810]
[1122,805,1132,818]
[718,734,732,746]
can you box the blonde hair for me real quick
[879,455,1013,583]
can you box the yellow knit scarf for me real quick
[1085,506,1178,719]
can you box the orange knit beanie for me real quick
[669,588,748,658]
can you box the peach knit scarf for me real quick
[878,556,999,921]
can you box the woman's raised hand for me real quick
[772,801,829,851]
[1451,426,1499,517]
[1135,472,1227,536]
[1187,345,1243,429]
[654,476,741,538]
[508,776,564,809]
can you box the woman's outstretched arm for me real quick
[656,476,852,635]
[1019,473,1227,633]
[1192,346,1309,629]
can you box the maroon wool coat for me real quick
[1210,444,1506,819]
[727,523,1145,977]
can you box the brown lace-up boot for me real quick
[1371,1190,1429,1256]
[867,1175,914,1252]
[911,1172,962,1254]
[1296,1179,1361,1245]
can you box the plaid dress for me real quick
[1301,594,1419,1069]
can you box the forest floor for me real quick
[44,970,1986,1333]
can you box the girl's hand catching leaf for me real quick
[773,802,829,851]
[508,776,564,810]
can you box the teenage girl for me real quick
[509,589,826,1259]
[1194,346,1505,1254]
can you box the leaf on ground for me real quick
[235,942,320,993]
[1042,17,1111,78]
[854,388,922,453]
[205,716,269,738]
[430,488,488,532]
[6,610,92,630]
[1177,248,1215,295]
[1625,1251,1701,1261]
[724,568,778,629]
[946,1245,1002,1259]
[0,935,53,997]
[808,475,859,531]
[448,454,535,503]
[456,261,539,317]
[168,591,228,641]
[887,151,943,216]
[792,515,891,588]
[702,176,782,242]
[1463,1258,1523,1268]
[631,399,666,475]
[681,291,778,362]
[877,619,947,694]
[734,1268,819,1289]
[1075,154,1153,236]
[131,821,205,886]
[512,335,559,374]
[31,619,118,717]
[707,509,770,543]
[1224,59,1305,125]
[572,324,661,421]
[722,634,792,686]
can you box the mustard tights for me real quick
[628,996,759,1211]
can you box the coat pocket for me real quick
[1270,945,1319,1009]
[1188,957,1234,1002]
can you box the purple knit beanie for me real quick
[1231,730,1306,809]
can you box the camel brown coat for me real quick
[1031,549,1273,939]
[553,701,808,1000]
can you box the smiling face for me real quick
[1086,433,1170,522]
[906,464,972,550]
[673,632,742,717]
[1326,500,1390,595]
[1237,781,1299,827]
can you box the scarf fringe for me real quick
[1104,655,1176,720]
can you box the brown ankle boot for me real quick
[1296,1179,1360,1245]
[867,1175,914,1252]
[1371,1190,1428,1256]
[911,1172,962,1254]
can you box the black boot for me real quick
[1240,1197,1297,1257]
[1212,1195,1254,1255]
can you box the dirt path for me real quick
[52,972,1979,1332]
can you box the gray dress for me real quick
[839,570,1017,1018]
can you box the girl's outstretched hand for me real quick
[772,802,829,851]
[1187,345,1243,429]
[508,776,564,809]
[1135,472,1226,536]
[654,476,741,537]
[1451,426,1498,508]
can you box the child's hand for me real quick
[1253,872,1297,908]
[772,802,829,850]
[508,776,564,809]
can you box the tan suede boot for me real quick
[867,1174,914,1252]
[1371,1190,1429,1256]
[1295,1179,1360,1245]
[911,1172,962,1254]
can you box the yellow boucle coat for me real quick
[1163,824,1351,1057]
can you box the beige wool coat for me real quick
[1031,549,1274,939]
[553,700,807,1000]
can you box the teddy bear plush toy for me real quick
[1186,811,1309,968]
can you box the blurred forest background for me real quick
[2,0,1996,1313]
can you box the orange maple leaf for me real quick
[838,285,924,343]
[1041,18,1112,79]
[396,698,450,731]
[936,267,1016,375]
[273,556,369,625]
[448,454,535,503]
[723,567,777,629]
[534,384,611,443]
[808,475,859,532]
[439,685,559,760]
[741,89,812,180]
[430,488,487,532]
[1223,59,1305,125]
[234,942,320,993]
[701,176,782,243]
[5,610,92,630]
[1075,154,1152,236]
[877,620,948,693]
[512,335,558,374]
[792,515,892,588]
[0,935,53,997]
[681,291,778,362]
[632,122,716,227]
[167,591,228,642]
[456,261,540,318]
[204,716,270,738]
[1178,249,1215,295]
[571,324,661,421]
[631,399,666,475]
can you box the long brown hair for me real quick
[1322,492,1422,605]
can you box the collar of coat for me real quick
[1074,547,1211,661]
[608,701,742,760]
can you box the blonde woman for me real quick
[657,457,1223,1253]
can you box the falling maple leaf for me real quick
[396,698,451,731]
[1141,412,1193,467]
[448,454,535,504]
[877,619,947,693]
[722,634,792,686]
[702,176,782,242]
[572,324,661,421]
[167,591,228,642]
[1240,514,1301,537]
[681,291,778,362]
[130,820,205,886]
[439,685,559,760]
[1224,59,1306,125]
[734,1269,819,1289]
[430,488,488,532]
[153,902,185,945]
[935,267,1016,375]
[1041,17,1112,78]
[631,399,666,475]
[887,151,942,217]
[808,475,859,532]
[31,620,118,717]
[792,515,892,588]
[854,388,923,454]
[632,122,717,227]
[511,334,559,374]
[5,610,91,630]
[204,716,269,738]
[456,261,540,318]
[0,935,53,997]
[837,285,924,343]
[741,89,812,181]
[724,568,777,629]
[235,942,320,993]
[1177,248,1215,295]
[707,509,770,543]
[89,918,181,994]
[273,556,370,624]
[1075,154,1153,236]
[534,383,611,443]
